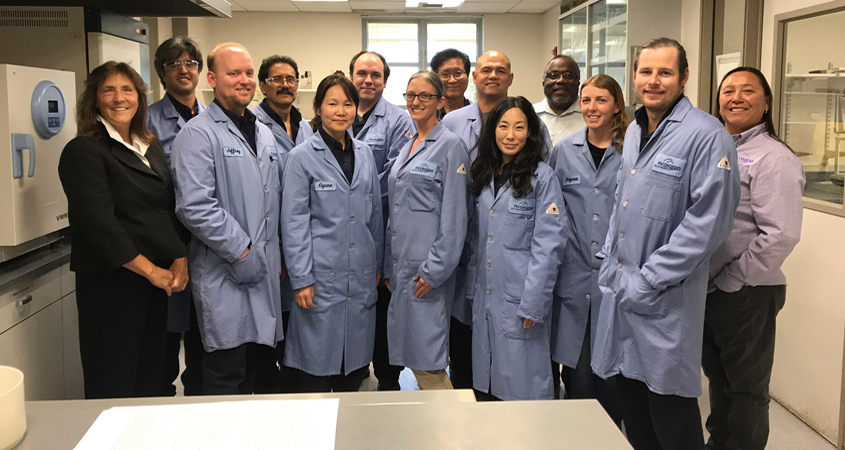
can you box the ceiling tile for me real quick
[293,1,353,11]
[350,1,405,10]
[456,2,514,12]
[509,1,559,12]
[236,0,300,11]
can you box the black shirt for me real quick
[437,97,472,120]
[214,99,257,155]
[494,162,513,196]
[167,92,198,123]
[635,94,685,153]
[353,107,376,136]
[319,127,355,183]
[587,140,606,169]
[258,100,302,142]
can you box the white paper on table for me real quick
[73,398,340,450]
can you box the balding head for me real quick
[473,50,513,104]
[207,42,250,72]
[477,50,511,71]
[206,42,255,115]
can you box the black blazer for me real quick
[58,123,187,272]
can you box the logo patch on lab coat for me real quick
[223,146,244,158]
[717,155,731,170]
[562,174,581,185]
[456,163,466,174]
[410,160,437,178]
[315,181,337,191]
[546,203,560,215]
[404,130,413,139]
[508,198,535,215]
[652,155,686,177]
[365,134,386,147]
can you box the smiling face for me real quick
[436,57,469,101]
[208,46,256,114]
[162,51,200,97]
[317,84,356,141]
[719,70,769,135]
[405,77,445,124]
[352,53,386,105]
[259,62,298,110]
[543,57,580,113]
[97,73,139,137]
[496,107,529,163]
[580,85,620,133]
[473,51,513,101]
[634,46,688,116]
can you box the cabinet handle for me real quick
[16,295,33,307]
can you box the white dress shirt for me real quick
[99,115,151,168]
[533,99,585,147]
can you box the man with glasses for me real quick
[252,54,313,394]
[534,55,585,146]
[147,35,207,397]
[430,48,472,119]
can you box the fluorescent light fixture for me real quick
[291,0,348,3]
[405,0,464,8]
[606,0,627,4]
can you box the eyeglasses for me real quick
[164,60,200,71]
[265,76,298,87]
[403,92,438,102]
[543,71,578,82]
[438,70,466,81]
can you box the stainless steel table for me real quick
[18,390,632,449]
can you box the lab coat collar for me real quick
[207,100,254,155]
[571,126,617,170]
[311,131,360,185]
[356,96,391,136]
[399,121,447,169]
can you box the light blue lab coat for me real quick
[146,95,206,333]
[384,123,471,370]
[591,97,741,397]
[254,102,314,312]
[147,95,206,162]
[441,103,554,325]
[281,132,384,377]
[354,96,415,220]
[548,128,621,369]
[467,163,566,400]
[171,101,283,352]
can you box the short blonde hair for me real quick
[207,42,249,72]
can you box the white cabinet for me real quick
[0,299,64,400]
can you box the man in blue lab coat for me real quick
[349,50,415,390]
[147,35,207,397]
[592,38,740,450]
[171,42,284,395]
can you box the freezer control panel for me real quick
[31,80,66,139]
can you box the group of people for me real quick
[57,33,805,450]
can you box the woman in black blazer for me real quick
[58,61,189,399]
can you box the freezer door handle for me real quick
[11,133,35,178]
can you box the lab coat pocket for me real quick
[621,268,666,318]
[229,245,268,285]
[406,259,437,302]
[501,216,534,250]
[364,264,378,306]
[501,294,541,341]
[641,175,681,221]
[308,269,335,313]
[408,178,437,212]
[365,192,373,218]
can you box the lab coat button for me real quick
[623,200,629,207]
[489,210,494,215]
[591,242,597,247]
[631,169,637,175]
[612,293,617,299]
[594,188,599,193]
[486,263,491,268]
[349,244,355,248]
[350,216,355,222]
[349,270,354,275]
[487,235,492,241]
[394,205,398,210]
[620,232,624,238]
[486,289,491,295]
[591,269,597,274]
[158,209,165,215]
[586,294,591,299]
[593,214,598,220]
[350,190,354,195]
[346,297,351,301]
[266,213,270,219]
[618,263,622,268]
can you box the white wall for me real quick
[680,0,701,107]
[761,0,845,442]
[181,11,551,107]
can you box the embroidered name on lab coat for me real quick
[562,174,581,185]
[223,147,244,158]
[315,181,337,191]
[738,156,755,165]
[508,198,536,215]
[410,160,437,178]
[717,155,731,170]
[366,134,386,146]
[651,155,686,177]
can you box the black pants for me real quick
[300,366,368,393]
[254,310,300,394]
[474,389,501,401]
[560,320,623,426]
[373,285,403,390]
[76,269,168,399]
[702,285,786,450]
[449,316,473,389]
[162,300,205,396]
[202,342,272,395]
[616,375,704,450]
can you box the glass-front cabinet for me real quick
[776,8,845,213]
[559,0,627,101]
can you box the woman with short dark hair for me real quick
[467,96,566,401]
[58,61,188,399]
